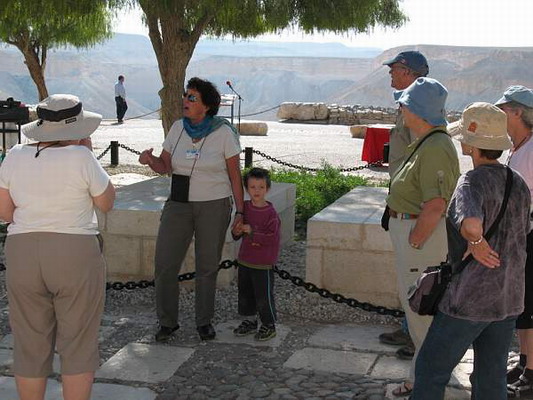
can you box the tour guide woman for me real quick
[139,77,244,342]
[0,94,115,400]
[386,77,460,396]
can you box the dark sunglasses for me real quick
[183,93,198,103]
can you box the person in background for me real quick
[412,102,530,400]
[139,77,244,342]
[232,168,281,341]
[114,75,127,124]
[0,94,115,400]
[380,50,430,363]
[386,77,460,397]
[494,85,533,396]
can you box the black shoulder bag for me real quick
[408,166,514,316]
[381,130,447,231]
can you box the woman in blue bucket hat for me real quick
[386,77,460,397]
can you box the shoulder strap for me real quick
[396,129,447,176]
[455,166,513,273]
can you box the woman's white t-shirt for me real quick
[0,144,110,235]
[162,119,241,201]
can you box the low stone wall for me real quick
[97,177,296,287]
[278,102,461,126]
[305,186,400,309]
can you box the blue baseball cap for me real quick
[494,85,533,108]
[382,51,429,76]
[397,77,448,126]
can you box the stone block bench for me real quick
[305,186,400,309]
[97,177,295,287]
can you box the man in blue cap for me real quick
[378,50,430,366]
[383,50,430,176]
[495,85,533,397]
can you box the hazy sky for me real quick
[114,0,533,49]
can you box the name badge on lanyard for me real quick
[186,149,200,160]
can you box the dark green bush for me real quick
[268,163,368,224]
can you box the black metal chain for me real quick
[103,259,404,317]
[271,264,404,317]
[104,259,236,291]
[118,143,142,156]
[249,149,384,172]
[96,144,112,160]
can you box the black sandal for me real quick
[508,374,533,398]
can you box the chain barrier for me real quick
[118,143,142,156]
[220,105,280,119]
[103,259,404,317]
[96,144,112,160]
[249,149,384,172]
[96,141,383,173]
[104,259,235,291]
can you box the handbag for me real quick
[169,128,205,203]
[408,166,513,316]
[381,130,447,231]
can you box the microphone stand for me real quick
[226,82,243,134]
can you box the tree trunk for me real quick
[142,7,213,135]
[21,46,48,101]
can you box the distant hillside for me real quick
[336,45,533,110]
[0,34,532,120]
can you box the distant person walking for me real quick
[114,75,127,124]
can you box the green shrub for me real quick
[268,163,368,224]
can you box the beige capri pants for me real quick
[389,217,448,382]
[5,232,105,378]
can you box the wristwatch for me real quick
[235,211,244,216]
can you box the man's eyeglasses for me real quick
[183,93,198,103]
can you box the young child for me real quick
[232,168,281,341]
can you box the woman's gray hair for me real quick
[506,101,533,130]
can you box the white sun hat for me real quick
[22,94,102,141]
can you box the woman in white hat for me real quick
[0,94,115,400]
[412,102,530,400]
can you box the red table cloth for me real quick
[361,126,391,163]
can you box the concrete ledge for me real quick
[305,186,399,308]
[98,177,295,286]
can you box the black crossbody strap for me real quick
[396,129,448,176]
[455,166,513,273]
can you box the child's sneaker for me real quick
[254,324,276,341]
[233,319,258,336]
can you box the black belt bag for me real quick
[170,174,190,203]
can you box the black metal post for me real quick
[244,147,253,168]
[111,141,119,166]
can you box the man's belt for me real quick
[389,209,418,220]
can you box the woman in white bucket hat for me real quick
[0,94,115,400]
[412,102,530,400]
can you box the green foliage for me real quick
[267,163,368,224]
[0,1,112,48]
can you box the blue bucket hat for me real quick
[397,77,448,126]
[494,85,533,108]
[382,51,429,76]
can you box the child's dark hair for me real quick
[243,168,271,188]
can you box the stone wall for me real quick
[277,102,461,126]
